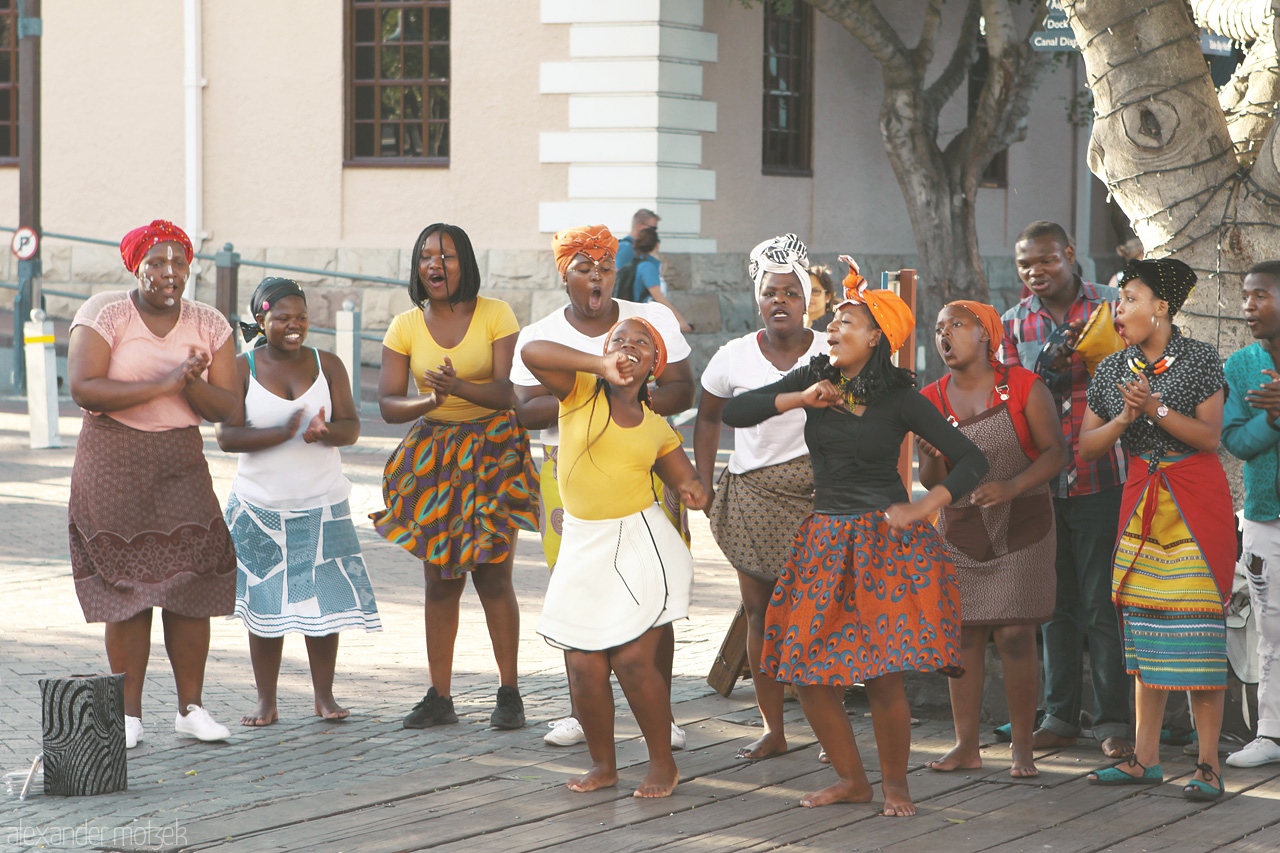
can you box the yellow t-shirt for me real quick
[383,296,520,422]
[558,372,683,520]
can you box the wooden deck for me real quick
[174,692,1280,853]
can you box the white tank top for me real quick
[230,347,352,510]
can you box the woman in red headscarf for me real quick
[521,315,706,799]
[371,223,538,732]
[918,300,1067,778]
[67,220,240,747]
[722,258,988,817]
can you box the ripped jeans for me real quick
[1242,518,1280,738]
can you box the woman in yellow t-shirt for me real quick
[371,222,538,733]
[522,315,706,799]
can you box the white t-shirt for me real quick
[700,330,828,473]
[512,299,692,446]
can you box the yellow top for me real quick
[558,371,683,520]
[383,297,519,422]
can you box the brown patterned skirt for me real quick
[708,455,814,583]
[68,414,236,622]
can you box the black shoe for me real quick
[403,687,458,729]
[489,685,526,730]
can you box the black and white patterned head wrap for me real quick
[748,233,811,303]
[1118,257,1197,316]
[240,277,307,342]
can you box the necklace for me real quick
[841,375,871,410]
[1127,353,1176,376]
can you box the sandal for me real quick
[1086,754,1162,786]
[1182,762,1225,801]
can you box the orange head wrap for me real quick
[946,300,1004,363]
[603,316,667,380]
[834,255,914,355]
[553,225,618,276]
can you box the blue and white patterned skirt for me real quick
[226,492,382,637]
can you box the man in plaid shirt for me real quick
[1001,221,1132,759]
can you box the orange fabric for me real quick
[948,300,1004,362]
[604,316,667,379]
[834,255,914,355]
[552,225,618,275]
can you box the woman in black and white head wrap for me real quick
[694,232,830,760]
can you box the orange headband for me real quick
[834,255,914,355]
[946,300,1004,363]
[604,316,667,379]
[553,225,618,276]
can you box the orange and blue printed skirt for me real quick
[762,511,964,686]
[371,410,539,579]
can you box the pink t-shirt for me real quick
[71,290,232,431]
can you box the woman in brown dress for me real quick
[919,300,1067,777]
[67,220,239,748]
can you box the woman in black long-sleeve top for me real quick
[723,262,987,817]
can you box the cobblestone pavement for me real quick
[0,401,747,851]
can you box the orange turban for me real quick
[604,316,667,380]
[553,225,618,275]
[947,300,1004,363]
[834,255,914,355]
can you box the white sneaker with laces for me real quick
[670,722,687,750]
[1226,736,1280,768]
[174,705,230,742]
[544,717,586,746]
[124,715,143,749]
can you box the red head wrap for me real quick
[946,300,1004,363]
[120,220,194,274]
[833,255,915,355]
[604,316,667,380]
[553,225,618,276]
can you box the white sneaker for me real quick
[1226,736,1280,768]
[671,722,687,751]
[124,715,143,749]
[174,705,230,742]
[544,717,586,746]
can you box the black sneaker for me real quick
[489,685,525,730]
[403,687,458,729]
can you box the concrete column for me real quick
[24,308,60,449]
[335,300,362,413]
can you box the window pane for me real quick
[0,89,10,117]
[354,123,375,157]
[428,121,448,158]
[381,86,404,120]
[354,85,375,120]
[0,125,9,157]
[0,14,10,48]
[428,46,448,80]
[354,8,375,43]
[381,46,402,79]
[354,46,375,80]
[405,9,424,42]
[429,8,449,43]
[404,87,422,119]
[403,46,423,80]
[381,9,403,42]
[404,123,423,157]
[0,57,9,85]
[379,123,400,156]
[428,85,448,120]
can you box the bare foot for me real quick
[1031,727,1076,750]
[736,731,788,760]
[634,764,679,798]
[566,765,618,793]
[1101,736,1134,758]
[315,697,350,720]
[241,700,278,727]
[1010,743,1038,777]
[880,781,916,817]
[800,778,874,808]
[926,744,982,772]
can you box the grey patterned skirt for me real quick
[708,455,814,583]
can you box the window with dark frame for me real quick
[346,0,449,165]
[968,41,1008,189]
[0,1,18,163]
[762,1,812,175]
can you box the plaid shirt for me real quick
[1000,279,1127,498]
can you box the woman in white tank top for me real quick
[216,278,381,727]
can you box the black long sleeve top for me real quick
[721,364,989,515]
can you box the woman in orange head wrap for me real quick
[918,300,1068,779]
[721,256,989,816]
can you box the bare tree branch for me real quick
[924,0,983,110]
[981,0,1017,60]
[1190,0,1272,41]
[914,0,946,78]
[805,0,914,79]
[1220,30,1280,164]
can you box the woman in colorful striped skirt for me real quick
[372,223,538,731]
[1079,257,1232,801]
